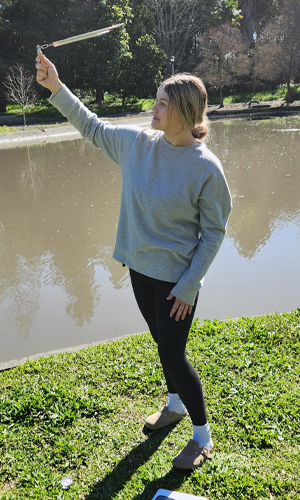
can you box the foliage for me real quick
[0,310,299,499]
[0,0,299,107]
[127,0,156,43]
[117,34,166,103]
[0,125,18,133]
[196,23,250,107]
[211,0,243,27]
[253,0,300,103]
[0,0,130,98]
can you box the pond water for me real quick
[1,115,300,363]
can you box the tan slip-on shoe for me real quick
[144,406,187,430]
[172,439,213,469]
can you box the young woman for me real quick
[36,55,232,469]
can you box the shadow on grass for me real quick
[131,467,192,500]
[85,424,190,500]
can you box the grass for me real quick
[0,103,65,122]
[0,125,18,134]
[0,310,299,499]
[88,96,156,116]
[208,84,300,105]
[0,97,155,122]
[0,97,155,134]
[0,122,72,134]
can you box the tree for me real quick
[0,0,132,98]
[117,34,166,104]
[127,0,156,43]
[254,0,300,103]
[238,0,284,46]
[0,64,7,112]
[3,64,36,127]
[247,43,267,93]
[145,0,218,73]
[196,23,250,107]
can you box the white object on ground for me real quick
[152,489,208,500]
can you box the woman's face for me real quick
[151,86,183,135]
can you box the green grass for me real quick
[0,122,70,134]
[0,97,155,126]
[208,84,300,105]
[0,310,300,499]
[86,98,155,117]
[92,95,155,114]
[0,103,64,122]
[0,125,19,134]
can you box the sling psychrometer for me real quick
[37,23,123,67]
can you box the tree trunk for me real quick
[22,106,27,128]
[239,0,255,47]
[0,99,6,112]
[219,86,224,108]
[286,79,292,104]
[96,89,104,107]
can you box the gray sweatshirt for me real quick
[50,86,232,305]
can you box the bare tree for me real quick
[196,23,250,107]
[3,64,36,127]
[145,0,217,72]
[254,0,300,103]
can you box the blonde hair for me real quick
[159,73,209,142]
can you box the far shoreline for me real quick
[1,101,300,149]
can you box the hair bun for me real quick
[192,120,209,141]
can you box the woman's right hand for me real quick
[35,54,63,96]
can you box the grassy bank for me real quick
[0,97,155,124]
[0,97,155,134]
[207,83,300,105]
[0,311,299,499]
[1,84,300,131]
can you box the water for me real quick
[1,115,300,363]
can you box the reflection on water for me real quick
[211,116,300,258]
[1,116,300,362]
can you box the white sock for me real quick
[167,393,187,415]
[193,422,214,449]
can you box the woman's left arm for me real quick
[170,166,232,311]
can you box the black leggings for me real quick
[130,269,207,426]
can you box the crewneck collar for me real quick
[162,134,203,150]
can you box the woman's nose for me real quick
[152,102,158,112]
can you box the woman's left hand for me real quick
[167,294,193,321]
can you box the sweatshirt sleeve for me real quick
[50,85,139,165]
[170,164,232,305]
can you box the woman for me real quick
[36,55,232,469]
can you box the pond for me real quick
[0,115,300,364]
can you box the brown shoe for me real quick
[144,406,187,430]
[172,439,213,469]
